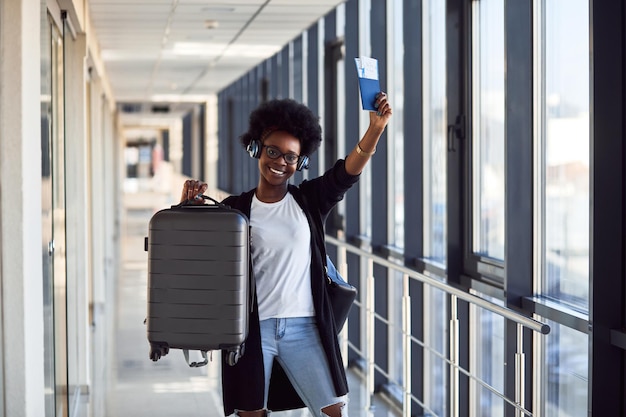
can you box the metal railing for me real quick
[326,235,550,417]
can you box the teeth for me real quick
[270,167,284,175]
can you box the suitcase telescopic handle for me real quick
[183,349,209,367]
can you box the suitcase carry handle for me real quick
[183,349,209,367]
[174,194,229,209]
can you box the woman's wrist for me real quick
[355,142,376,157]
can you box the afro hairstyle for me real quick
[239,98,322,156]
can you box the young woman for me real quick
[180,93,392,417]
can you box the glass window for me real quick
[422,0,447,264]
[389,270,405,389]
[388,0,404,249]
[470,294,505,416]
[387,0,405,393]
[421,2,448,409]
[537,0,590,311]
[423,284,447,415]
[533,1,590,414]
[358,0,372,238]
[471,0,505,261]
[541,320,588,417]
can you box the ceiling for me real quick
[89,0,345,113]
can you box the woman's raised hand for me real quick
[180,179,208,203]
[370,92,392,129]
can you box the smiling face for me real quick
[257,130,302,193]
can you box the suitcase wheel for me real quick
[149,342,169,362]
[226,351,238,366]
[226,343,245,366]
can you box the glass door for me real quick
[43,8,69,416]
[41,6,55,416]
[63,16,80,413]
[52,22,69,417]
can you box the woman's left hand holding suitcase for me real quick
[180,179,208,203]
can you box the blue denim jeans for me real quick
[259,317,347,416]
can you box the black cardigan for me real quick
[219,159,359,415]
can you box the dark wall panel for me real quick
[162,129,169,162]
[182,111,192,177]
[306,23,321,180]
[343,0,363,364]
[198,104,206,181]
[590,1,626,416]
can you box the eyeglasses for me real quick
[263,145,300,165]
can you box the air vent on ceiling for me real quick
[120,103,142,113]
[151,105,170,113]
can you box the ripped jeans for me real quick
[256,317,348,417]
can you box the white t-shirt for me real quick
[250,192,315,320]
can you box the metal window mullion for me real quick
[515,324,526,417]
[470,0,481,256]
[450,295,460,417]
[402,273,412,417]
[504,0,535,415]
[365,258,376,410]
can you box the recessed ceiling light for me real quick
[204,20,219,29]
[201,6,235,13]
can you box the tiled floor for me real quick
[108,191,400,417]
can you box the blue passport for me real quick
[355,57,380,111]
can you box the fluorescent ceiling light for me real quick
[170,42,280,59]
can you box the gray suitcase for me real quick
[145,196,250,366]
